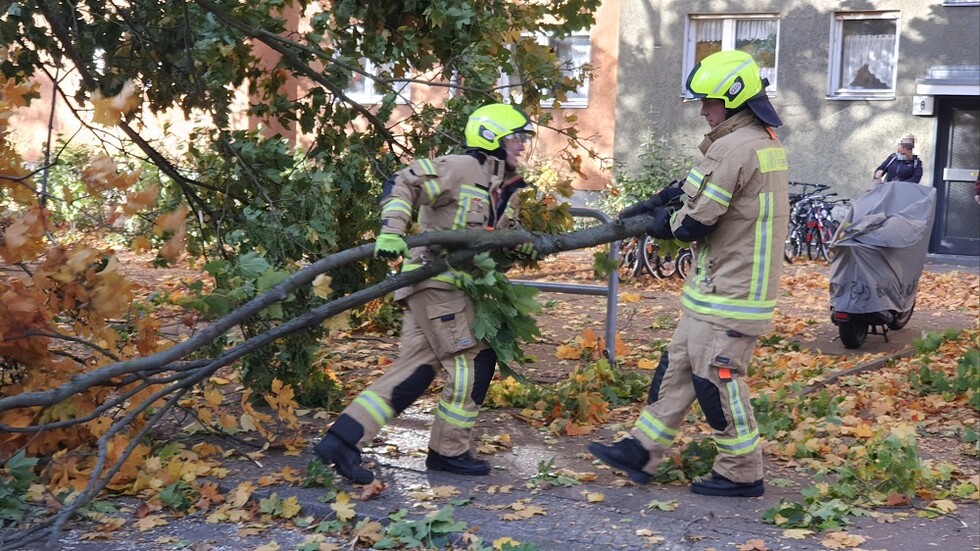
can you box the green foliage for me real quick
[486,358,648,429]
[0,451,38,523]
[529,457,582,489]
[651,439,717,483]
[374,505,469,550]
[159,481,198,513]
[598,132,692,214]
[764,428,933,529]
[302,459,337,495]
[912,329,962,355]
[460,253,542,367]
[908,346,980,409]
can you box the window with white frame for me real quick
[498,31,592,108]
[683,15,780,97]
[542,30,591,107]
[828,12,900,99]
[345,58,410,105]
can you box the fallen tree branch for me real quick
[797,347,916,396]
[0,216,651,549]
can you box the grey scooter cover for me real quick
[828,181,937,315]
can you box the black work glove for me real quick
[657,184,686,207]
[645,207,674,240]
[618,180,686,219]
[618,196,660,219]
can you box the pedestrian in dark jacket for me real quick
[873,133,923,184]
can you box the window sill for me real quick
[825,95,896,101]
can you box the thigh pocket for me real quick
[426,298,477,355]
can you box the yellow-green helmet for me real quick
[685,50,763,109]
[464,103,534,151]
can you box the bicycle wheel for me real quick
[784,229,803,263]
[656,246,678,279]
[640,236,661,278]
[676,248,693,279]
[618,238,642,279]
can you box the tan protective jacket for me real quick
[379,153,523,300]
[674,110,790,335]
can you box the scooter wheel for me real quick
[838,319,868,349]
[887,301,915,330]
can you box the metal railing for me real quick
[512,207,620,363]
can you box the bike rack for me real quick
[511,207,621,363]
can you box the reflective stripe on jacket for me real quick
[674,111,790,335]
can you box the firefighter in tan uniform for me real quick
[313,103,536,484]
[590,51,789,497]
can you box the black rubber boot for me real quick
[691,470,764,497]
[313,432,374,484]
[587,437,652,484]
[425,449,491,476]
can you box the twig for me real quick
[797,347,916,396]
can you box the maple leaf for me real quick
[555,344,582,360]
[90,79,140,127]
[122,183,159,215]
[229,481,255,508]
[820,531,867,549]
[0,78,39,108]
[736,539,768,551]
[331,492,357,522]
[353,521,385,545]
[134,514,168,531]
[358,480,387,500]
[782,528,814,539]
[312,274,333,299]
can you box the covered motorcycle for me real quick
[828,181,937,349]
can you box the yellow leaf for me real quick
[820,531,866,549]
[253,543,280,551]
[637,358,657,370]
[279,495,301,519]
[353,520,385,544]
[853,422,874,438]
[782,528,814,539]
[204,387,223,408]
[930,499,957,513]
[230,481,255,508]
[90,79,140,127]
[621,292,641,303]
[331,492,356,522]
[585,492,604,503]
[494,537,520,550]
[134,514,168,531]
[579,328,600,349]
[312,274,333,299]
[555,344,582,360]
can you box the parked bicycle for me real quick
[784,182,849,263]
[618,235,689,280]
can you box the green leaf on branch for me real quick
[457,253,542,372]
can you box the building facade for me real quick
[612,0,980,257]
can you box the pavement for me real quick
[33,402,980,551]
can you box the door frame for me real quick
[929,96,980,256]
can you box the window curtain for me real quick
[841,34,895,89]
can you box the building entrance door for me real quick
[931,97,980,257]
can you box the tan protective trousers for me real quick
[630,313,764,483]
[340,286,486,457]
